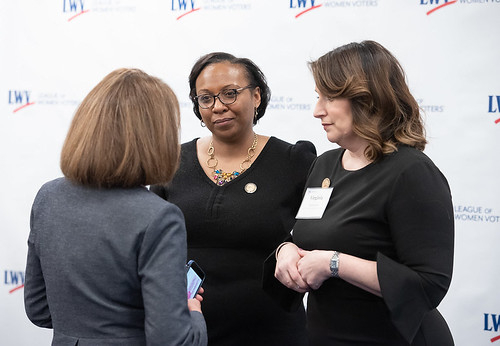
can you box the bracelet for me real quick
[275,242,292,260]
[330,251,340,278]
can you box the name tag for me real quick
[295,187,333,219]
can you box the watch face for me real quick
[330,256,339,269]
[330,252,340,277]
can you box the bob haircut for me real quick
[61,68,180,188]
[310,40,426,162]
[188,52,271,124]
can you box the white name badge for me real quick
[295,187,333,219]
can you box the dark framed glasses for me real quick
[194,85,254,109]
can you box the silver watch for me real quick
[330,251,340,278]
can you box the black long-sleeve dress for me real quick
[293,146,455,345]
[151,137,316,346]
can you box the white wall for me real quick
[1,1,499,345]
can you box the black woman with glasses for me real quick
[151,52,316,345]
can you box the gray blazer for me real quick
[24,178,207,346]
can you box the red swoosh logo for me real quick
[9,284,24,294]
[495,118,500,124]
[491,335,500,342]
[176,7,201,20]
[295,4,322,18]
[426,0,457,15]
[13,102,35,113]
[68,9,90,22]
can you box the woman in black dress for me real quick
[274,41,455,345]
[151,53,316,345]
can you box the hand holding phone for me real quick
[186,260,205,299]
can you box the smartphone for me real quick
[186,260,205,299]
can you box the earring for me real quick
[200,120,206,127]
[254,108,258,122]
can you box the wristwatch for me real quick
[330,251,340,278]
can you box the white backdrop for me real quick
[1,1,499,345]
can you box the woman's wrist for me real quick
[275,242,293,260]
[329,251,341,278]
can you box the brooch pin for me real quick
[244,183,257,194]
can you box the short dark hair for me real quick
[188,52,271,124]
[61,68,180,188]
[310,40,426,161]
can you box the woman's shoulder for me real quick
[40,176,70,189]
[269,136,317,157]
[181,138,199,152]
[178,138,201,165]
[265,137,317,172]
[380,146,449,188]
[35,177,74,201]
[106,188,185,236]
[385,145,438,170]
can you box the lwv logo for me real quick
[4,270,25,294]
[8,90,34,113]
[63,0,89,21]
[488,95,500,124]
[484,313,500,343]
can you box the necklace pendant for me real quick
[207,133,258,186]
[212,168,242,186]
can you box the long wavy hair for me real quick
[310,40,426,161]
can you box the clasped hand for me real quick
[274,243,334,293]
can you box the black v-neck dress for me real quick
[151,137,316,346]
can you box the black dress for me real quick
[293,146,455,345]
[151,137,316,346]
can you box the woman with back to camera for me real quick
[274,41,455,345]
[24,68,207,346]
[151,52,316,345]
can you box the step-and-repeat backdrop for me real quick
[1,1,499,345]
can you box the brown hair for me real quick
[61,68,180,188]
[310,40,426,161]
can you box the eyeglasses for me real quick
[194,85,254,109]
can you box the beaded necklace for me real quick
[206,133,258,186]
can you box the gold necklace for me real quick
[206,133,258,186]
